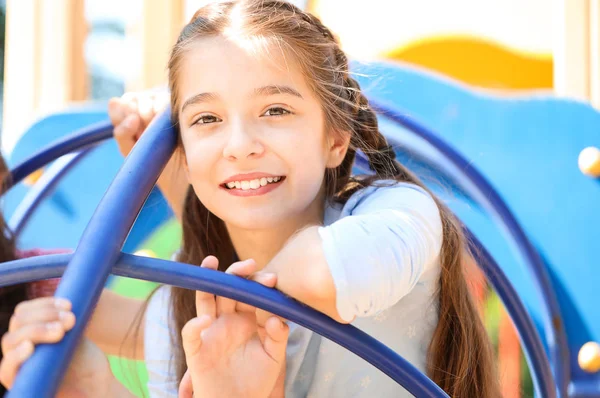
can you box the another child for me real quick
[0,157,150,397]
[0,1,501,397]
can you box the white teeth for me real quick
[225,176,283,190]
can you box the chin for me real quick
[219,212,287,231]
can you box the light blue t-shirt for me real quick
[144,181,443,397]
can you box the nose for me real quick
[222,118,265,160]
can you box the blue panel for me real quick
[3,107,172,254]
[351,60,600,383]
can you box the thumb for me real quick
[181,315,212,360]
[178,369,193,398]
[263,316,289,365]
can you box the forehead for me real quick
[176,35,311,102]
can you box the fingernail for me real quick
[256,272,276,280]
[54,298,71,310]
[59,311,74,326]
[17,341,33,359]
[47,321,62,331]
[124,114,137,128]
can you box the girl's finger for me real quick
[195,256,219,320]
[235,272,277,314]
[181,315,212,360]
[2,320,71,353]
[0,340,34,390]
[217,259,257,314]
[108,97,128,126]
[178,369,193,398]
[262,316,289,365]
[10,298,72,332]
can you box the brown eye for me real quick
[263,107,291,117]
[193,115,221,125]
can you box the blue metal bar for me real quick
[464,229,555,398]
[0,252,449,398]
[7,110,176,398]
[370,99,570,397]
[368,99,568,397]
[6,120,113,191]
[8,148,95,237]
[354,150,554,397]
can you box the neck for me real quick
[226,198,325,269]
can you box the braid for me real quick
[265,1,408,181]
[294,14,402,178]
[342,71,402,177]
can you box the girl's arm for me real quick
[261,184,443,323]
[84,290,146,360]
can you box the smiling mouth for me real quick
[222,176,286,191]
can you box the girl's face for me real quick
[177,35,348,231]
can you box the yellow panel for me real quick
[383,35,553,90]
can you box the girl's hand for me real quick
[108,90,169,158]
[0,297,117,398]
[180,256,289,398]
[108,89,187,220]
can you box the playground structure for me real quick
[0,57,598,396]
[1,1,600,397]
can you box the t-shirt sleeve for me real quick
[17,248,72,299]
[144,285,179,397]
[318,183,443,322]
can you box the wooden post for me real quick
[553,0,590,101]
[126,0,185,92]
[590,0,600,108]
[2,0,87,153]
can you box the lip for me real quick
[220,173,286,197]
[221,172,282,185]
[221,179,284,197]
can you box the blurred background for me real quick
[1,1,599,398]
[1,0,597,153]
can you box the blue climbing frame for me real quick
[0,102,563,396]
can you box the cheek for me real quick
[181,138,218,184]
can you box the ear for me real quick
[326,130,351,168]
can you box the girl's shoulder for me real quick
[326,180,439,224]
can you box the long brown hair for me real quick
[0,157,20,397]
[166,1,500,396]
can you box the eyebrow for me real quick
[253,85,303,99]
[180,92,220,113]
[180,85,303,114]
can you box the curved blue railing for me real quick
[8,149,95,236]
[353,158,554,397]
[7,121,113,190]
[0,228,543,397]
[3,101,562,397]
[463,229,555,398]
[4,109,447,397]
[6,111,176,397]
[368,99,567,397]
[0,252,449,397]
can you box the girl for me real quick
[0,1,501,397]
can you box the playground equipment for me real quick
[1,59,600,397]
